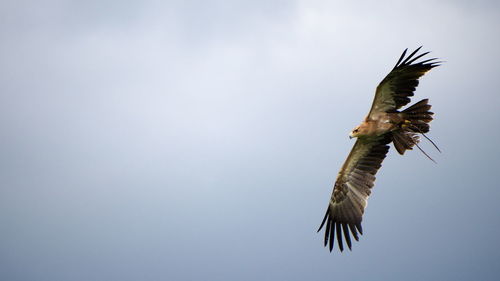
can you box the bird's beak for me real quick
[349,135,353,139]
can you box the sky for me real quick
[1,0,500,280]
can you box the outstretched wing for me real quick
[368,47,440,117]
[318,135,391,252]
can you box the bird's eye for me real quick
[353,129,358,133]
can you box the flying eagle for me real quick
[318,47,440,252]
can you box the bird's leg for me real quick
[401,119,411,129]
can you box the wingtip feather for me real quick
[324,218,331,247]
[356,222,363,235]
[342,223,352,250]
[336,222,344,252]
[394,48,408,68]
[401,46,423,65]
[317,209,329,232]
[329,222,335,252]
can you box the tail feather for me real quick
[401,99,434,133]
[392,130,419,155]
[392,99,434,155]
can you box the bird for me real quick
[318,47,441,252]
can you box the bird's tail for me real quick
[391,99,437,158]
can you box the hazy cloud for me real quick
[1,1,499,280]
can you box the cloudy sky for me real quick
[1,0,499,280]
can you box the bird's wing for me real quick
[368,47,440,117]
[318,135,391,252]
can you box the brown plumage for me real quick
[318,47,440,252]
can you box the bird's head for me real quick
[349,125,364,139]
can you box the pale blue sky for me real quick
[1,1,499,280]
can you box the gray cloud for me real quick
[1,1,499,280]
